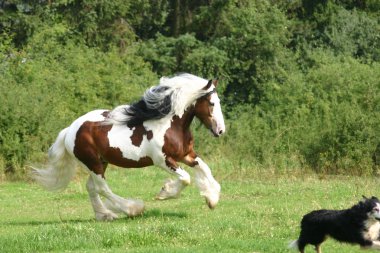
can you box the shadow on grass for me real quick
[140,208,188,219]
[1,209,187,226]
[0,219,95,226]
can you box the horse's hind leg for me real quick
[82,158,144,220]
[86,175,118,221]
[89,172,145,218]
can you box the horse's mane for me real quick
[106,73,212,127]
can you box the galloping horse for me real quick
[32,73,225,221]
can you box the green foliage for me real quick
[139,33,228,77]
[140,1,292,104]
[127,0,169,39]
[192,50,380,174]
[299,52,380,173]
[0,24,156,174]
[55,0,136,50]
[1,0,380,176]
[324,6,380,60]
[285,0,380,61]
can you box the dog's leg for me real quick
[360,241,380,250]
[315,244,322,253]
[370,241,380,250]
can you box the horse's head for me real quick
[195,79,226,137]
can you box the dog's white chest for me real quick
[363,220,380,241]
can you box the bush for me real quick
[193,51,380,175]
[0,24,156,175]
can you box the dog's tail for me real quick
[288,240,299,251]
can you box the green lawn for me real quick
[1,167,380,253]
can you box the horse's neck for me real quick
[172,106,195,131]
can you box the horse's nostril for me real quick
[219,130,223,135]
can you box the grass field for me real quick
[1,166,380,253]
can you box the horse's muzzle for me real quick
[210,128,224,137]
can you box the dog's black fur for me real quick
[290,196,380,253]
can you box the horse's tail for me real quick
[288,239,299,251]
[31,127,76,191]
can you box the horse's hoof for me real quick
[206,198,217,209]
[155,181,180,200]
[205,192,220,209]
[156,190,174,200]
[95,211,118,221]
[126,200,145,217]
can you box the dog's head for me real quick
[360,196,380,221]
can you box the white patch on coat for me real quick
[363,220,380,241]
[107,115,172,165]
[363,202,380,241]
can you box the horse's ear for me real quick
[212,78,219,88]
[362,195,368,200]
[203,79,213,90]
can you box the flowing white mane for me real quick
[107,73,213,125]
[155,73,211,117]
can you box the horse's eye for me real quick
[209,102,215,106]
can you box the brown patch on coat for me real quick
[194,94,213,131]
[165,156,179,171]
[161,93,215,169]
[73,120,153,177]
[162,109,198,170]
[130,125,154,147]
[101,111,110,118]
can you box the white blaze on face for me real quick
[210,92,225,136]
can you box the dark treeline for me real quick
[1,0,379,177]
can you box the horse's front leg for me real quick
[156,157,191,200]
[184,155,221,209]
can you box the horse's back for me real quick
[63,109,163,169]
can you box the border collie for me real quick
[289,196,380,253]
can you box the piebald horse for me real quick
[32,73,225,221]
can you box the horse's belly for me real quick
[103,152,154,168]
[106,124,162,166]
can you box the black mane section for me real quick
[123,90,172,127]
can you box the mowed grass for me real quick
[1,167,380,253]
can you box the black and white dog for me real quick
[289,196,380,253]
